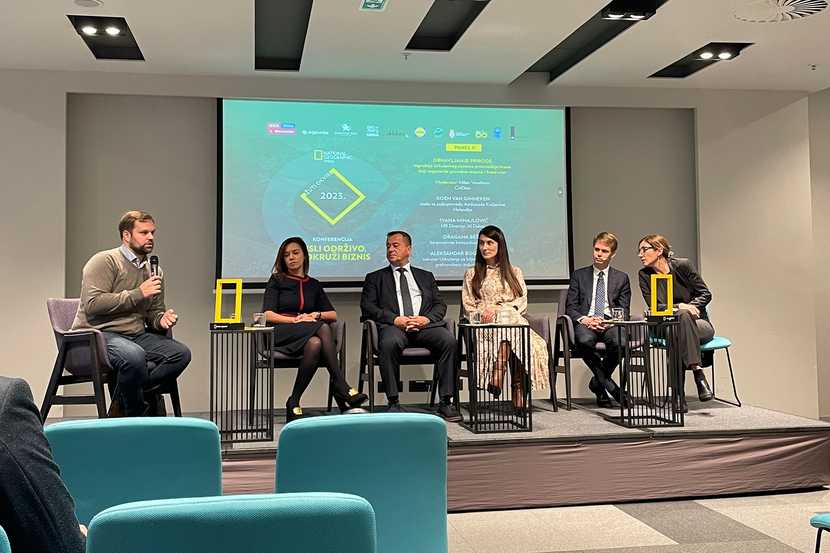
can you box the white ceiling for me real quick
[1,0,829,92]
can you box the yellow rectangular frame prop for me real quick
[650,274,674,316]
[214,279,243,323]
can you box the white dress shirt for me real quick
[588,266,611,318]
[120,244,148,269]
[391,263,422,316]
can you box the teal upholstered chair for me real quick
[276,413,448,553]
[86,493,376,553]
[811,513,830,552]
[44,417,222,525]
[0,526,10,553]
[643,305,740,406]
[700,306,740,406]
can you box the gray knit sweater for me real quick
[71,247,166,336]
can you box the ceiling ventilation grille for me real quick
[733,0,827,22]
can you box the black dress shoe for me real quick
[610,386,630,408]
[695,374,714,402]
[333,388,369,412]
[588,380,612,408]
[286,399,305,423]
[386,400,404,413]
[437,400,463,422]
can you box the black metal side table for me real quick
[459,323,532,433]
[210,327,274,443]
[606,317,683,428]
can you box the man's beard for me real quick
[130,238,153,255]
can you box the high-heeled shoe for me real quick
[694,372,714,402]
[511,385,528,416]
[510,363,528,415]
[333,388,368,412]
[488,358,508,397]
[286,399,304,423]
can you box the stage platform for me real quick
[48,399,830,512]
[212,398,830,511]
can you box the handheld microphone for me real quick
[149,255,160,299]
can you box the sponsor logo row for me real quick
[267,122,516,140]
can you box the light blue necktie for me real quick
[593,271,605,317]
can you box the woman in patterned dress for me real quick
[461,226,549,413]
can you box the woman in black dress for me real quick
[637,234,715,412]
[263,237,367,421]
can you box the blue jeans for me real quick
[102,332,191,416]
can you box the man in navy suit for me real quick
[565,232,632,407]
[360,231,462,421]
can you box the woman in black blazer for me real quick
[637,235,715,411]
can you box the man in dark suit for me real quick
[360,231,462,421]
[565,232,632,407]
[0,376,87,553]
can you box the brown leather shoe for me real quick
[107,399,123,418]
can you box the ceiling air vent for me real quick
[733,0,827,22]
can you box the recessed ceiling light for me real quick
[74,0,103,7]
[650,42,752,79]
[68,15,143,60]
[601,0,658,20]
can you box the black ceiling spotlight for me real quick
[650,42,753,79]
[69,15,125,37]
[696,43,743,61]
[67,15,144,60]
[601,0,658,21]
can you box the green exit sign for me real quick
[360,0,387,11]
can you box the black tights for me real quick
[289,324,350,407]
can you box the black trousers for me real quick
[377,325,458,398]
[676,310,715,369]
[574,323,627,392]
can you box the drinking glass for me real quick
[496,309,514,325]
[252,312,266,327]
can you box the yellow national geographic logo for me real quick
[650,273,674,316]
[414,126,426,138]
[300,168,366,226]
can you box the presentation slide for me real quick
[220,99,569,283]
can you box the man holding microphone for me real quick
[71,211,190,417]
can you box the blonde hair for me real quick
[593,232,618,253]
